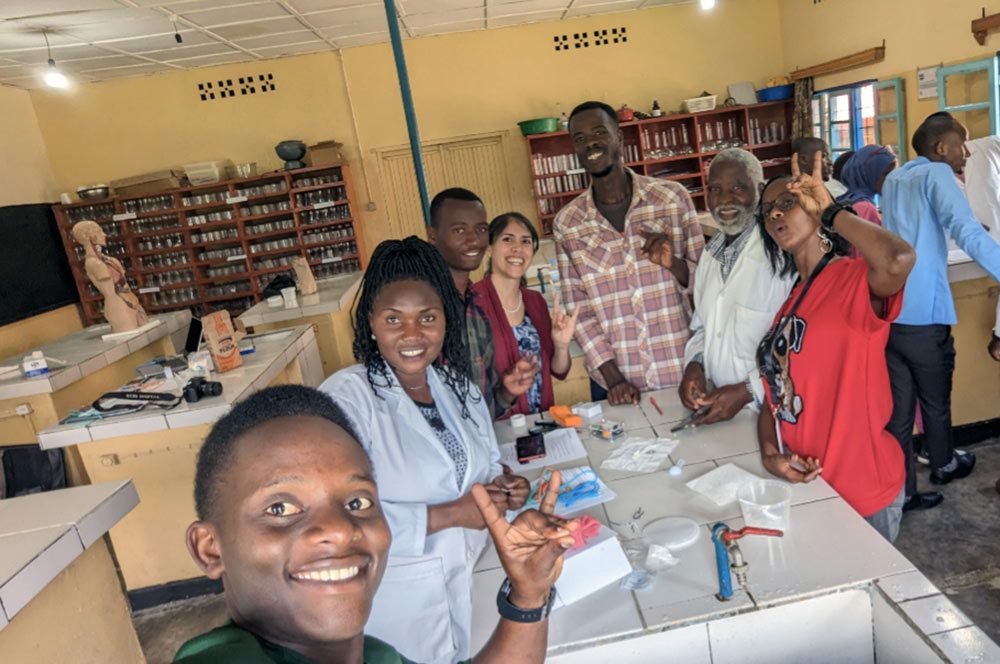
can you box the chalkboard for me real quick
[0,204,79,326]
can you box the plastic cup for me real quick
[737,479,791,531]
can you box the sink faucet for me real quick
[711,523,783,601]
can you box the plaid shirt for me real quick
[555,170,704,390]
[705,222,755,283]
[464,287,504,417]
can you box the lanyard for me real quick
[760,252,834,453]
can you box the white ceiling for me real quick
[0,0,690,89]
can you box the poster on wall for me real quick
[918,66,938,100]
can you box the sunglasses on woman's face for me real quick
[760,193,798,220]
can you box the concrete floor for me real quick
[133,439,1000,663]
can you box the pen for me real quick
[649,396,664,416]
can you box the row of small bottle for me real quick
[205,281,251,298]
[141,251,189,270]
[303,225,353,245]
[144,269,195,287]
[301,204,351,225]
[307,242,357,263]
[535,173,588,197]
[199,246,245,262]
[295,186,346,208]
[136,234,184,252]
[123,195,174,215]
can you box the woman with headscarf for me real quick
[837,145,899,226]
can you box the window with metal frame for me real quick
[937,56,999,139]
[811,81,878,161]
[875,78,907,158]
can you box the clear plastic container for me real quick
[737,479,791,531]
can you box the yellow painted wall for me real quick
[778,0,1000,156]
[0,303,83,360]
[0,85,56,206]
[28,0,784,257]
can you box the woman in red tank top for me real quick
[755,152,916,542]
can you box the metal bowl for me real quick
[77,185,110,200]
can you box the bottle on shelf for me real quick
[560,112,569,130]
[651,100,662,118]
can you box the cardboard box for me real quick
[110,169,185,196]
[554,524,632,607]
[307,140,344,167]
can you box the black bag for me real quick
[262,275,296,299]
[0,444,66,498]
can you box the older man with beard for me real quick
[679,149,796,425]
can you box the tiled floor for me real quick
[133,439,1000,663]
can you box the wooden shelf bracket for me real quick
[972,8,1000,45]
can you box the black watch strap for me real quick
[496,578,555,623]
[820,202,854,231]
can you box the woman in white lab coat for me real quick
[320,236,530,664]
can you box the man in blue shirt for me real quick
[882,112,1000,512]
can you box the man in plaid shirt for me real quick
[555,101,704,404]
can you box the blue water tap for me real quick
[711,522,783,601]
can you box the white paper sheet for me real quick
[499,427,588,471]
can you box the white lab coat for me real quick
[683,229,795,405]
[320,363,502,664]
[965,136,1000,238]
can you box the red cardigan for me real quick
[471,278,569,417]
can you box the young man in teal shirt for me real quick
[174,385,577,663]
[882,112,1000,511]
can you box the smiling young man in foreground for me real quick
[174,384,577,664]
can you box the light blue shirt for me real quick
[881,156,1000,325]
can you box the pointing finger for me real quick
[790,152,801,178]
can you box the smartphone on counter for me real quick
[515,433,546,464]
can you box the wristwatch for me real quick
[820,201,855,231]
[496,578,556,623]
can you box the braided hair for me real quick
[352,236,476,418]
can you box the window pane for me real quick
[878,117,899,150]
[831,93,851,122]
[950,107,991,140]
[831,122,852,151]
[877,85,898,116]
[944,69,990,107]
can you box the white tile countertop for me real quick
[238,273,361,327]
[0,311,190,400]
[36,325,322,448]
[474,390,999,662]
[0,480,138,629]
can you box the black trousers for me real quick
[885,324,956,496]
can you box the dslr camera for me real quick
[183,377,223,403]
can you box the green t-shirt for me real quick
[173,622,470,664]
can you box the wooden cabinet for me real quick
[53,164,365,325]
[526,100,794,236]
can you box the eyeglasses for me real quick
[760,193,799,220]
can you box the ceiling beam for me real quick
[114,0,265,60]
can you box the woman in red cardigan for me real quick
[472,212,577,417]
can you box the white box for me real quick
[554,525,632,607]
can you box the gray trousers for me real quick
[864,488,905,543]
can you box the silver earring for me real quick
[818,228,833,254]
[371,333,376,340]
